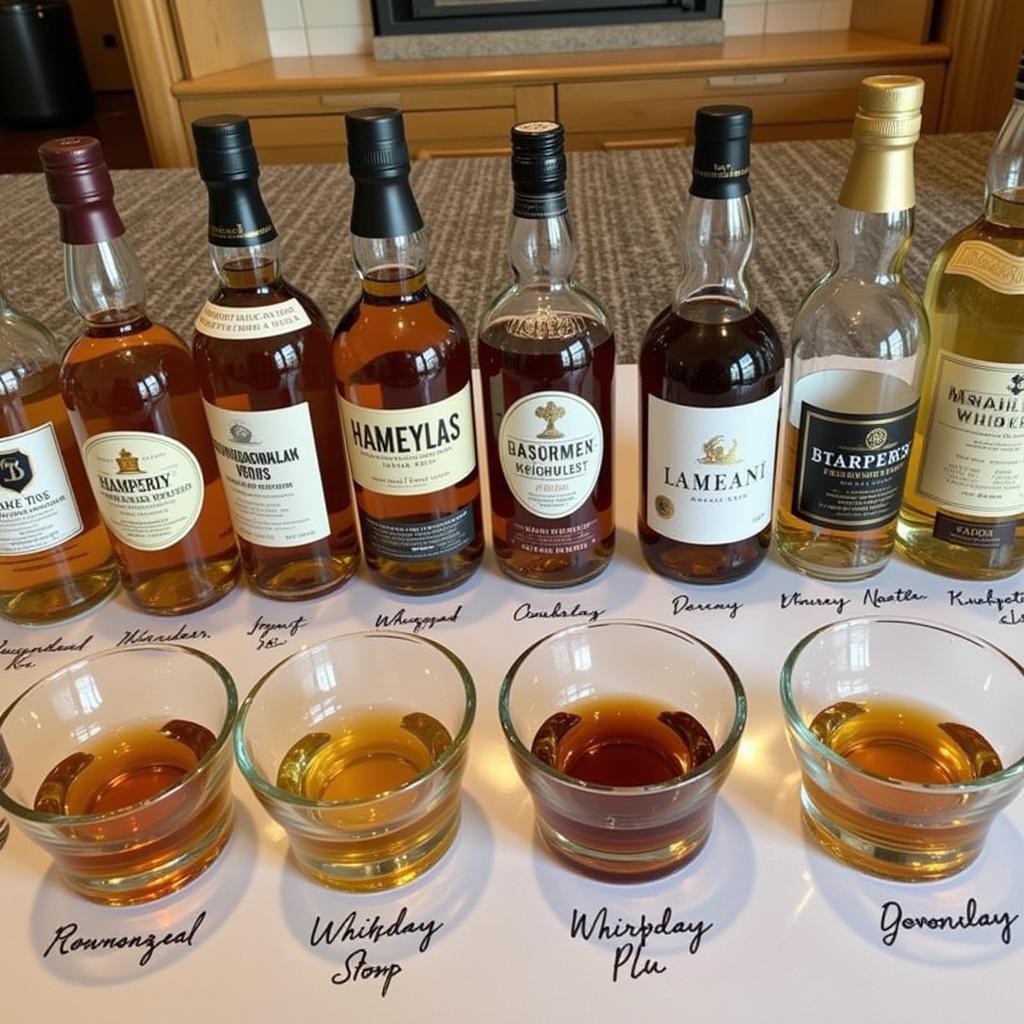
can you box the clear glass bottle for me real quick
[775,76,927,581]
[333,108,484,595]
[479,121,614,587]
[191,115,360,600]
[639,105,784,584]
[896,55,1024,579]
[0,273,118,623]
[39,136,240,615]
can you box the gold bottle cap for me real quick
[840,75,924,213]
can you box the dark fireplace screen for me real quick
[373,0,721,34]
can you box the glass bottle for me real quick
[39,136,240,615]
[896,55,1024,579]
[775,76,927,581]
[0,272,118,623]
[479,121,614,587]
[190,115,360,600]
[639,105,784,584]
[333,108,484,595]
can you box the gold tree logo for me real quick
[535,400,566,439]
[697,435,740,465]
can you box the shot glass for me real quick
[0,645,237,905]
[235,631,475,892]
[781,617,1024,881]
[500,620,746,881]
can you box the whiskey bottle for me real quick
[775,77,927,581]
[479,122,614,587]
[333,109,483,594]
[191,115,360,600]
[0,273,118,623]
[39,137,240,614]
[639,105,783,584]
[896,56,1024,579]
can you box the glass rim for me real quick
[780,615,1024,794]
[0,644,238,825]
[233,629,476,809]
[498,618,747,796]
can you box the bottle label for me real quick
[0,423,83,556]
[507,518,601,555]
[339,383,477,497]
[498,391,603,519]
[361,505,475,562]
[194,299,312,340]
[82,431,205,551]
[933,511,1019,550]
[791,372,917,531]
[203,402,330,548]
[646,390,780,545]
[945,240,1024,296]
[916,352,1024,516]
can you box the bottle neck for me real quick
[508,211,576,287]
[673,194,755,321]
[352,230,429,302]
[211,239,281,290]
[985,98,1024,227]
[65,235,147,328]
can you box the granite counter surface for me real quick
[0,133,994,361]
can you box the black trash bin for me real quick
[0,0,93,128]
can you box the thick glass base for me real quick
[494,543,613,589]
[0,563,120,626]
[775,530,892,583]
[639,521,767,585]
[126,555,240,615]
[896,510,1024,581]
[367,545,483,596]
[249,552,359,601]
[800,786,979,883]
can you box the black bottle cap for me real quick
[192,114,260,181]
[690,104,752,200]
[345,107,423,238]
[1016,49,1024,101]
[191,114,276,246]
[510,121,568,218]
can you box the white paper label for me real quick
[339,383,477,497]
[83,431,204,551]
[0,423,83,556]
[916,352,1024,516]
[647,389,781,545]
[204,401,330,548]
[498,391,603,519]
[194,298,312,340]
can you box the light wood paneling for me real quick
[169,0,270,80]
[514,84,557,123]
[850,0,934,44]
[68,0,133,91]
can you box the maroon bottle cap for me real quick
[38,136,125,245]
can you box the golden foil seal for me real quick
[840,75,924,214]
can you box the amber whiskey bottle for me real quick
[39,137,239,615]
[479,122,614,587]
[639,106,784,584]
[333,109,483,595]
[0,274,118,624]
[190,115,359,600]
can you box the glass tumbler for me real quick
[235,631,475,892]
[500,620,746,881]
[782,617,1024,881]
[0,645,237,905]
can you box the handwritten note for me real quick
[0,634,92,671]
[513,601,605,624]
[247,614,309,650]
[880,899,1017,948]
[42,912,206,968]
[375,605,463,634]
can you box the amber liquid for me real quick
[804,697,1003,880]
[62,314,239,614]
[277,708,458,891]
[479,317,615,587]
[193,260,359,599]
[639,301,784,583]
[34,719,232,904]
[0,366,117,624]
[333,271,484,594]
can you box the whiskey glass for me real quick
[782,617,1024,881]
[235,631,475,891]
[0,645,237,905]
[499,620,746,881]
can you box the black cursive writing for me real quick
[880,898,1017,948]
[375,605,462,635]
[513,601,605,624]
[672,594,743,620]
[247,613,308,650]
[862,587,927,609]
[0,634,92,672]
[780,592,850,615]
[117,624,211,648]
[43,912,206,967]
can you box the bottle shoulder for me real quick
[62,319,196,387]
[0,310,62,394]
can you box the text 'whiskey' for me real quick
[479,121,614,587]
[191,115,359,600]
[333,109,483,595]
[639,105,783,584]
